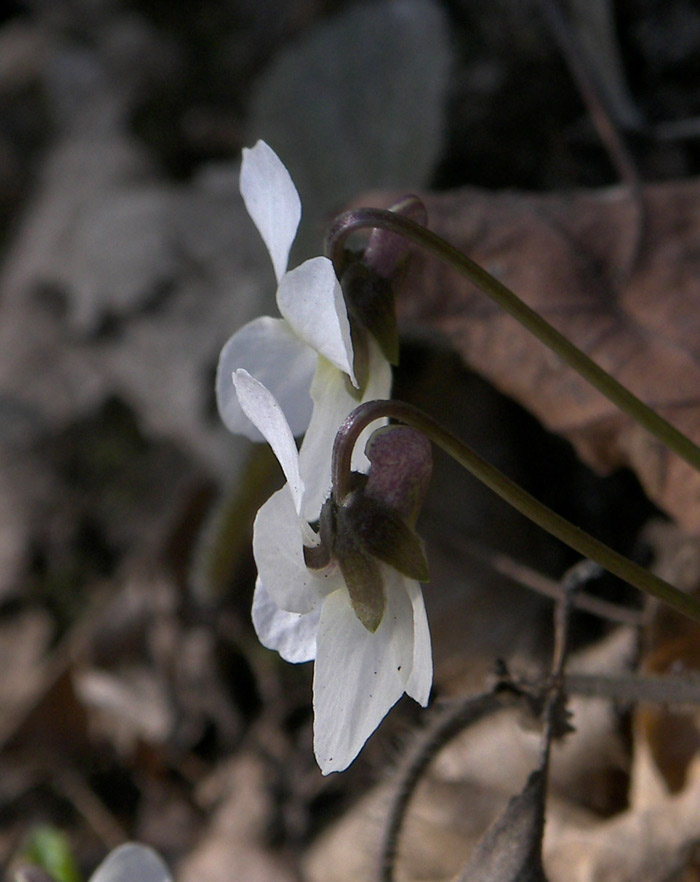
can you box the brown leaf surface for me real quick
[380,180,700,532]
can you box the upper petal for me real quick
[240,140,301,283]
[217,316,316,439]
[277,256,355,381]
[233,370,304,512]
[252,577,319,663]
[89,844,172,882]
[312,577,415,774]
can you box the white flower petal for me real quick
[312,579,415,774]
[277,257,355,380]
[252,578,319,663]
[233,370,304,511]
[401,579,432,706]
[217,316,316,440]
[253,485,335,613]
[240,140,301,283]
[89,844,172,882]
[298,340,393,519]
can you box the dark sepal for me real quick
[341,261,399,366]
[340,492,430,583]
[364,426,432,526]
[333,500,386,632]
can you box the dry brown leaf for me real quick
[0,102,273,477]
[303,772,510,882]
[376,180,700,532]
[177,754,296,882]
[544,757,700,882]
[629,522,700,804]
[304,625,634,882]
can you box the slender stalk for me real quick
[333,400,700,624]
[379,688,524,882]
[327,209,700,475]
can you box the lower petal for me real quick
[252,579,319,663]
[403,579,433,706]
[298,359,356,518]
[312,578,414,774]
[353,337,393,472]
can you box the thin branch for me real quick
[565,671,700,707]
[378,686,529,882]
[430,528,647,626]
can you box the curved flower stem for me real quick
[333,399,700,625]
[326,209,700,476]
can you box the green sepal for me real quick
[341,261,399,365]
[340,493,430,583]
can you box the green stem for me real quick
[327,209,700,475]
[333,400,700,624]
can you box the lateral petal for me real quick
[217,316,316,440]
[253,486,339,614]
[277,256,355,380]
[252,578,319,663]
[402,578,433,706]
[233,370,304,511]
[240,140,301,283]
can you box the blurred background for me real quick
[2,0,700,879]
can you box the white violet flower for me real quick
[89,844,172,882]
[233,369,432,775]
[216,140,391,516]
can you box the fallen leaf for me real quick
[456,769,549,882]
[177,754,296,882]
[544,757,700,882]
[369,179,700,532]
[629,521,700,804]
